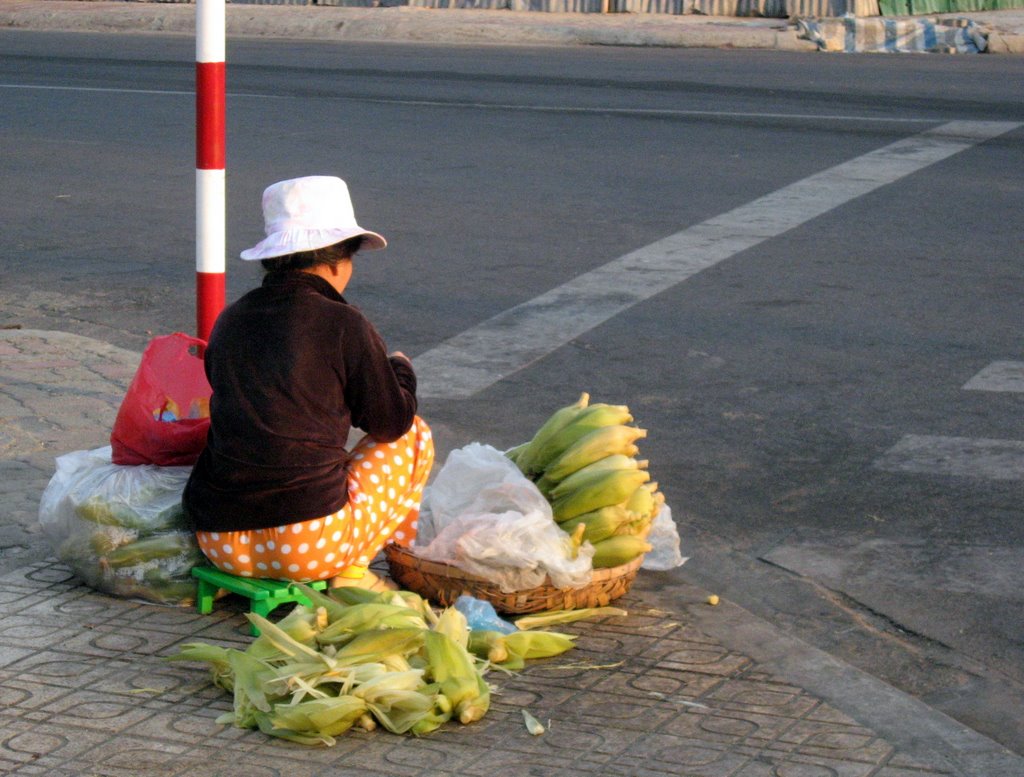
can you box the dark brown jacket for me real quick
[183,271,417,532]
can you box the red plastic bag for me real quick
[110,333,212,466]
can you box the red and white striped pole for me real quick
[195,0,226,343]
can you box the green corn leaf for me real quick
[366,692,437,735]
[256,712,336,746]
[229,651,276,714]
[246,613,333,666]
[269,695,367,738]
[165,642,237,691]
[351,669,426,702]
[324,586,385,606]
[248,609,319,661]
[514,607,627,630]
[408,706,453,737]
[332,627,426,665]
[291,584,350,622]
[316,604,427,645]
[165,641,233,666]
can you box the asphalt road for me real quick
[2,30,1023,753]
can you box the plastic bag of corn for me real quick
[38,445,203,605]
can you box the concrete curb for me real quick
[639,578,1024,777]
[985,29,1024,52]
[2,1,1020,51]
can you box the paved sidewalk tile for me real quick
[0,330,137,570]
[0,560,951,777]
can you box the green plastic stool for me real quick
[191,565,329,635]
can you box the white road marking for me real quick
[963,361,1024,393]
[873,434,1024,481]
[412,120,1022,398]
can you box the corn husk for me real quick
[522,709,546,735]
[166,584,587,744]
[514,607,627,631]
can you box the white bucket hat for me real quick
[239,175,387,261]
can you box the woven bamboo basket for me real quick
[383,543,643,615]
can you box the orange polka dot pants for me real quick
[195,416,434,582]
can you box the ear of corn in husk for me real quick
[551,468,651,522]
[331,627,426,665]
[229,650,275,726]
[467,630,509,663]
[489,630,577,672]
[268,695,368,738]
[557,505,634,544]
[591,535,653,568]
[423,630,490,724]
[526,404,635,477]
[543,453,642,499]
[432,606,470,649]
[512,392,590,476]
[316,604,428,645]
[408,701,454,737]
[504,440,531,464]
[502,631,576,661]
[358,712,378,731]
[367,690,440,735]
[541,421,642,484]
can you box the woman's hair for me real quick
[261,235,364,273]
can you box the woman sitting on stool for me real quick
[183,175,434,591]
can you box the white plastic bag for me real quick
[640,504,688,571]
[415,442,539,545]
[38,446,203,605]
[412,444,594,593]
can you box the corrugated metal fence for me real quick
[690,0,879,15]
[227,0,883,14]
[180,0,1024,13]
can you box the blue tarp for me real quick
[798,14,989,50]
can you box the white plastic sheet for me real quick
[413,444,594,593]
[640,505,688,571]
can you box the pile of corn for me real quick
[506,393,665,568]
[167,584,604,745]
[58,496,203,605]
